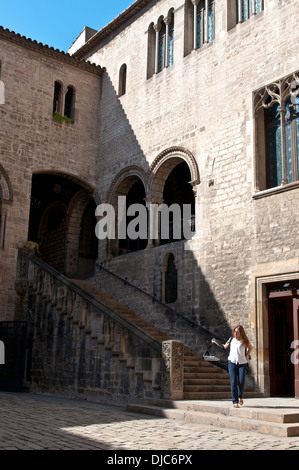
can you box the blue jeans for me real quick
[228,361,247,404]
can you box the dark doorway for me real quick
[268,296,294,396]
[28,174,97,277]
[267,281,299,397]
[161,161,195,245]
[165,254,177,303]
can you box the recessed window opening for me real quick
[147,10,175,78]
[119,64,127,96]
[164,253,178,304]
[237,0,263,23]
[53,81,62,114]
[64,86,75,121]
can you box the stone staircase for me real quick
[126,398,299,437]
[72,279,257,401]
[183,350,257,400]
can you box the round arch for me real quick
[105,166,147,257]
[147,146,200,201]
[106,166,147,205]
[29,171,100,276]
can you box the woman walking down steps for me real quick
[212,325,253,408]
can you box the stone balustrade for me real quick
[25,255,164,403]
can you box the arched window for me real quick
[53,81,62,114]
[158,11,174,73]
[162,254,178,304]
[147,10,175,78]
[119,64,127,96]
[184,0,214,55]
[64,86,75,121]
[147,23,156,79]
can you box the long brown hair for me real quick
[233,325,250,347]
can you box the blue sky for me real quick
[1,0,134,52]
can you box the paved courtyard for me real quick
[1,391,299,452]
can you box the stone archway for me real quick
[105,166,147,257]
[29,173,98,277]
[147,147,199,246]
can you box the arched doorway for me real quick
[148,153,197,246]
[28,173,98,278]
[106,170,147,257]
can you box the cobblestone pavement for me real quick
[1,391,299,452]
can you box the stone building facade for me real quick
[1,0,299,400]
[0,26,102,319]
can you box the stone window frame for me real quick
[184,0,215,57]
[252,69,299,197]
[147,8,175,79]
[227,0,264,31]
[118,64,127,96]
[64,85,76,122]
[52,81,76,123]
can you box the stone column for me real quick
[191,0,200,50]
[154,23,161,74]
[161,340,184,400]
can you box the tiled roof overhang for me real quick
[0,26,104,76]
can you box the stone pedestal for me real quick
[161,340,184,400]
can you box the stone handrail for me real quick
[23,252,163,401]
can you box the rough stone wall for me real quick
[83,0,299,354]
[27,257,162,404]
[0,34,101,319]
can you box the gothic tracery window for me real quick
[254,71,299,191]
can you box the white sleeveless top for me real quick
[228,338,247,365]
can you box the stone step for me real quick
[184,378,231,385]
[72,279,255,400]
[126,398,299,437]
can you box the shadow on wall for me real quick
[93,70,232,354]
